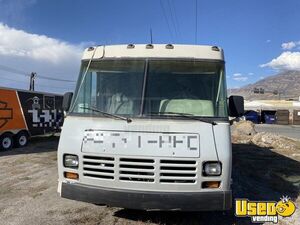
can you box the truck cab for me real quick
[57,44,243,211]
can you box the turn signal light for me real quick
[202,181,220,188]
[64,172,79,180]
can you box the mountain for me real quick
[229,71,300,100]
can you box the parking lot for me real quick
[0,133,299,225]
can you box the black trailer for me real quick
[0,87,64,150]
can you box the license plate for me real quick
[82,130,200,157]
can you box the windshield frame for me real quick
[69,58,228,121]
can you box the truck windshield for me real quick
[71,60,228,118]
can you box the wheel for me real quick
[0,133,14,151]
[14,131,29,148]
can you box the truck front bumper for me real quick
[60,182,232,211]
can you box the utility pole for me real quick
[29,72,36,91]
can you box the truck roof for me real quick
[82,44,224,61]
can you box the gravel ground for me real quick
[0,134,299,225]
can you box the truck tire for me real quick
[0,133,14,151]
[14,131,29,148]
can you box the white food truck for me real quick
[57,44,244,211]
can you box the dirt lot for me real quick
[0,128,299,225]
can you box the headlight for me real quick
[203,162,222,176]
[64,154,79,168]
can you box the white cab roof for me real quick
[82,44,224,61]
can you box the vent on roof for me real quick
[127,44,135,49]
[146,44,154,49]
[211,46,220,51]
[165,44,174,49]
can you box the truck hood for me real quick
[59,116,231,161]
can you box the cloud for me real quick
[0,23,84,93]
[260,51,300,71]
[0,23,82,64]
[233,76,248,82]
[233,73,242,77]
[232,72,248,82]
[248,72,254,76]
[281,41,297,50]
[266,40,271,43]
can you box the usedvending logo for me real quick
[235,196,296,223]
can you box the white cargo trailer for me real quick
[57,44,244,211]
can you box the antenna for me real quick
[195,0,198,44]
[150,28,153,44]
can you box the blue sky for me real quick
[0,0,300,92]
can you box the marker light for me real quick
[202,181,220,188]
[146,44,154,49]
[63,154,79,168]
[127,44,135,49]
[64,172,79,180]
[165,44,174,49]
[211,46,220,51]
[203,162,222,176]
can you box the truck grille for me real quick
[160,160,197,183]
[82,155,197,184]
[119,158,155,182]
[82,155,115,180]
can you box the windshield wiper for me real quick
[80,106,132,123]
[148,112,217,125]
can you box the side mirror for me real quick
[228,95,244,117]
[62,92,73,112]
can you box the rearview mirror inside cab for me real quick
[228,95,244,117]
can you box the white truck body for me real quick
[57,44,232,211]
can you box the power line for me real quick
[0,64,29,76]
[0,76,27,84]
[159,0,174,41]
[167,0,178,38]
[34,77,75,86]
[36,83,73,90]
[167,0,180,39]
[38,74,76,83]
[0,63,76,83]
[0,75,73,90]
[169,0,181,39]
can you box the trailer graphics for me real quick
[0,88,64,150]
